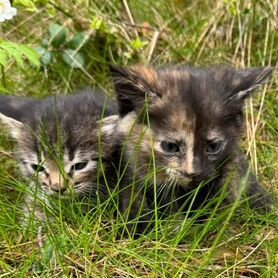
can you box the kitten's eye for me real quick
[72,161,88,171]
[206,141,223,155]
[31,164,45,172]
[161,141,179,153]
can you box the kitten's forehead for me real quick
[65,149,97,162]
[157,66,223,102]
[167,109,196,135]
[150,67,227,131]
[159,68,190,91]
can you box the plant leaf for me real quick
[0,85,9,93]
[0,41,40,69]
[0,51,8,67]
[42,39,49,48]
[48,23,68,48]
[67,32,89,50]
[19,46,41,68]
[130,38,147,50]
[14,0,38,12]
[41,51,52,66]
[34,47,52,66]
[62,49,85,69]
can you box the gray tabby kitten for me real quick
[0,92,118,221]
[111,65,274,233]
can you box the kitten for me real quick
[0,91,118,222]
[111,65,274,232]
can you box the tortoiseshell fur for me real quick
[111,65,274,233]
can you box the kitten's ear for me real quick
[227,67,273,103]
[110,65,160,116]
[0,95,33,121]
[0,112,24,140]
[97,115,119,156]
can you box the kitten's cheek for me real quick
[203,166,216,180]
[19,163,32,177]
[156,172,170,184]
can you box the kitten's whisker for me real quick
[157,177,171,197]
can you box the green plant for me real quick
[0,40,40,88]
[35,23,89,69]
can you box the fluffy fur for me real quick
[0,91,118,221]
[111,64,274,233]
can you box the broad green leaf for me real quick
[42,39,49,48]
[41,51,52,66]
[34,47,46,56]
[48,23,68,48]
[67,32,89,50]
[62,49,85,69]
[34,47,52,66]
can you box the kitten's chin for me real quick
[178,178,193,187]
[46,190,76,199]
[48,193,71,199]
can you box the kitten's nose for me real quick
[184,170,201,178]
[51,184,67,194]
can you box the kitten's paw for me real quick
[37,226,46,248]
[249,193,275,215]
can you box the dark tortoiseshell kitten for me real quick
[0,92,118,221]
[111,65,274,233]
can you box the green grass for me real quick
[0,0,277,277]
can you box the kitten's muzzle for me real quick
[49,176,71,195]
[177,170,202,185]
[178,166,202,178]
[50,184,67,194]
[166,168,201,182]
[183,171,201,179]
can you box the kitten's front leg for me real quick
[21,181,52,225]
[221,151,274,213]
[22,193,47,223]
[21,185,52,248]
[119,181,151,235]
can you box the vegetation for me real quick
[0,0,277,277]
